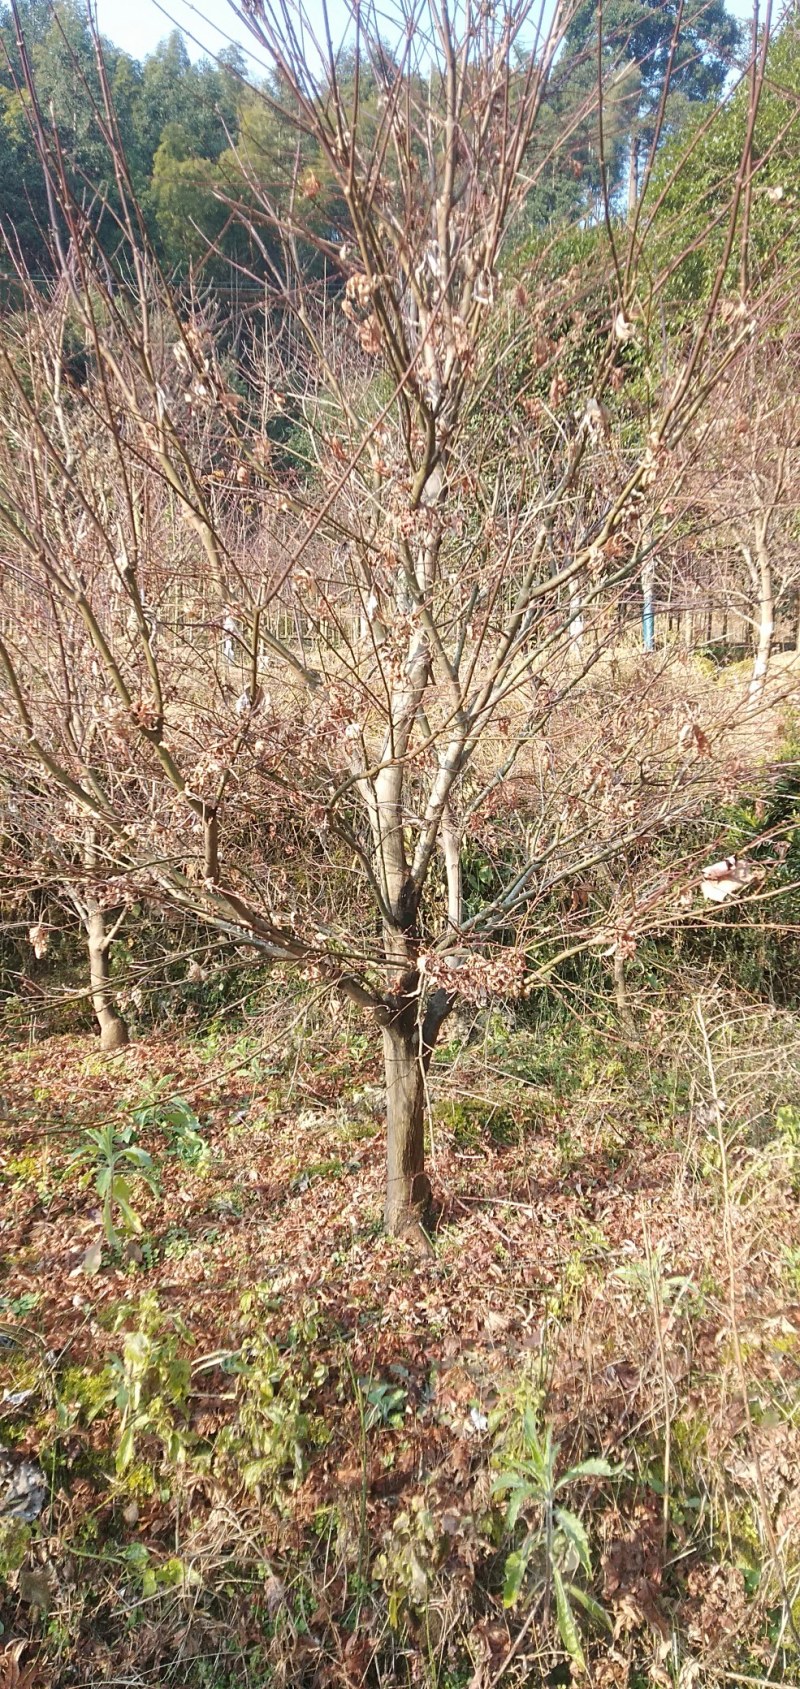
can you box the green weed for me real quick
[65,1122,158,1246]
[130,1082,211,1171]
[491,1399,621,1671]
[374,1496,449,1630]
[214,1294,329,1499]
[111,1293,193,1473]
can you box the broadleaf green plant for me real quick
[492,1405,621,1669]
[131,1083,210,1170]
[66,1122,158,1246]
[111,1293,192,1474]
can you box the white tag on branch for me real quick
[28,922,49,959]
[700,857,757,902]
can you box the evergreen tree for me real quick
[565,0,741,215]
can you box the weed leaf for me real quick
[553,1565,586,1670]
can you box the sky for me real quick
[93,0,340,63]
[95,0,757,66]
[93,0,260,62]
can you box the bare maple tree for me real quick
[0,0,778,1238]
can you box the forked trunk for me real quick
[86,903,129,1052]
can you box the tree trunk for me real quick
[440,801,462,932]
[749,520,774,702]
[86,903,129,1052]
[627,133,639,225]
[382,989,450,1241]
[613,951,636,1039]
[383,1021,430,1236]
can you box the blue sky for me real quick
[95,0,757,65]
[93,0,259,62]
[93,0,343,62]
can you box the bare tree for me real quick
[679,331,800,699]
[0,0,776,1239]
[729,347,799,703]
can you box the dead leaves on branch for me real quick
[678,720,712,758]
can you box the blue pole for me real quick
[642,563,655,652]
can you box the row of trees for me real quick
[0,0,798,1240]
[0,6,245,269]
[0,0,745,276]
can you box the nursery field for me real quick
[5,0,800,1682]
[2,993,800,1687]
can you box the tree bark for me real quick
[82,829,128,1051]
[627,133,639,225]
[382,988,450,1241]
[383,1021,430,1235]
[440,801,462,932]
[86,902,129,1052]
[613,951,636,1039]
